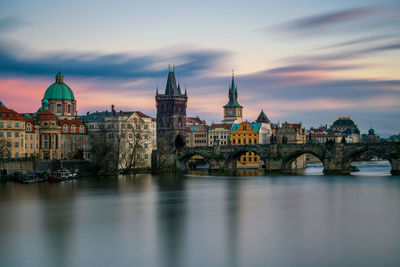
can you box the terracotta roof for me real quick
[58,119,84,125]
[0,106,25,120]
[121,111,151,118]
[151,117,156,121]
[288,123,301,128]
[36,109,56,120]
[186,116,206,125]
[134,111,151,118]
[22,117,35,124]
[210,123,232,130]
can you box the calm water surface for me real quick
[1,162,399,267]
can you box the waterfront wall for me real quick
[0,159,90,174]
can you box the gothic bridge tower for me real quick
[223,71,243,123]
[156,68,187,148]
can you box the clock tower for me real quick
[223,72,243,123]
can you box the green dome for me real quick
[43,72,75,101]
[44,83,75,100]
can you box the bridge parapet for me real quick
[169,142,400,175]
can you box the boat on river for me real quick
[48,170,70,182]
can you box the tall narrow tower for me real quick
[156,68,188,148]
[223,72,243,123]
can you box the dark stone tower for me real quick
[156,68,188,148]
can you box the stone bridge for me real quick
[175,143,400,175]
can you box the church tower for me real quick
[223,72,243,123]
[156,67,187,148]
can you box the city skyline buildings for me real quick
[0,0,399,136]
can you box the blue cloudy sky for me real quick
[0,0,399,136]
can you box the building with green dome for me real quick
[43,71,77,119]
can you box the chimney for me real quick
[111,105,115,113]
[87,111,89,115]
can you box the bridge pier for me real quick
[208,158,227,171]
[323,160,350,175]
[264,159,284,173]
[390,158,400,175]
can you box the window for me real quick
[68,105,71,113]
[0,122,3,128]
[136,125,140,130]
[57,104,62,113]
[144,125,148,130]
[15,142,19,148]
[15,123,19,128]
[15,132,19,138]
[15,152,19,158]
[7,132,11,138]
[0,132,3,137]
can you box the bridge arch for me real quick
[178,152,210,169]
[282,150,325,172]
[224,147,265,169]
[343,146,392,172]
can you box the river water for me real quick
[0,162,399,267]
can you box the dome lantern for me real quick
[55,71,64,83]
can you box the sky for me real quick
[0,0,399,136]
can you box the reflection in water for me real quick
[156,175,186,267]
[1,164,400,267]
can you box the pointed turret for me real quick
[256,109,270,123]
[157,67,187,98]
[224,71,243,108]
[177,83,182,95]
[165,70,181,96]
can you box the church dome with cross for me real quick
[43,71,77,120]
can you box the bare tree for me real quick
[63,134,85,159]
[118,131,146,174]
[117,122,150,175]
[0,138,9,159]
[88,130,118,175]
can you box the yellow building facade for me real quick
[230,122,261,168]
